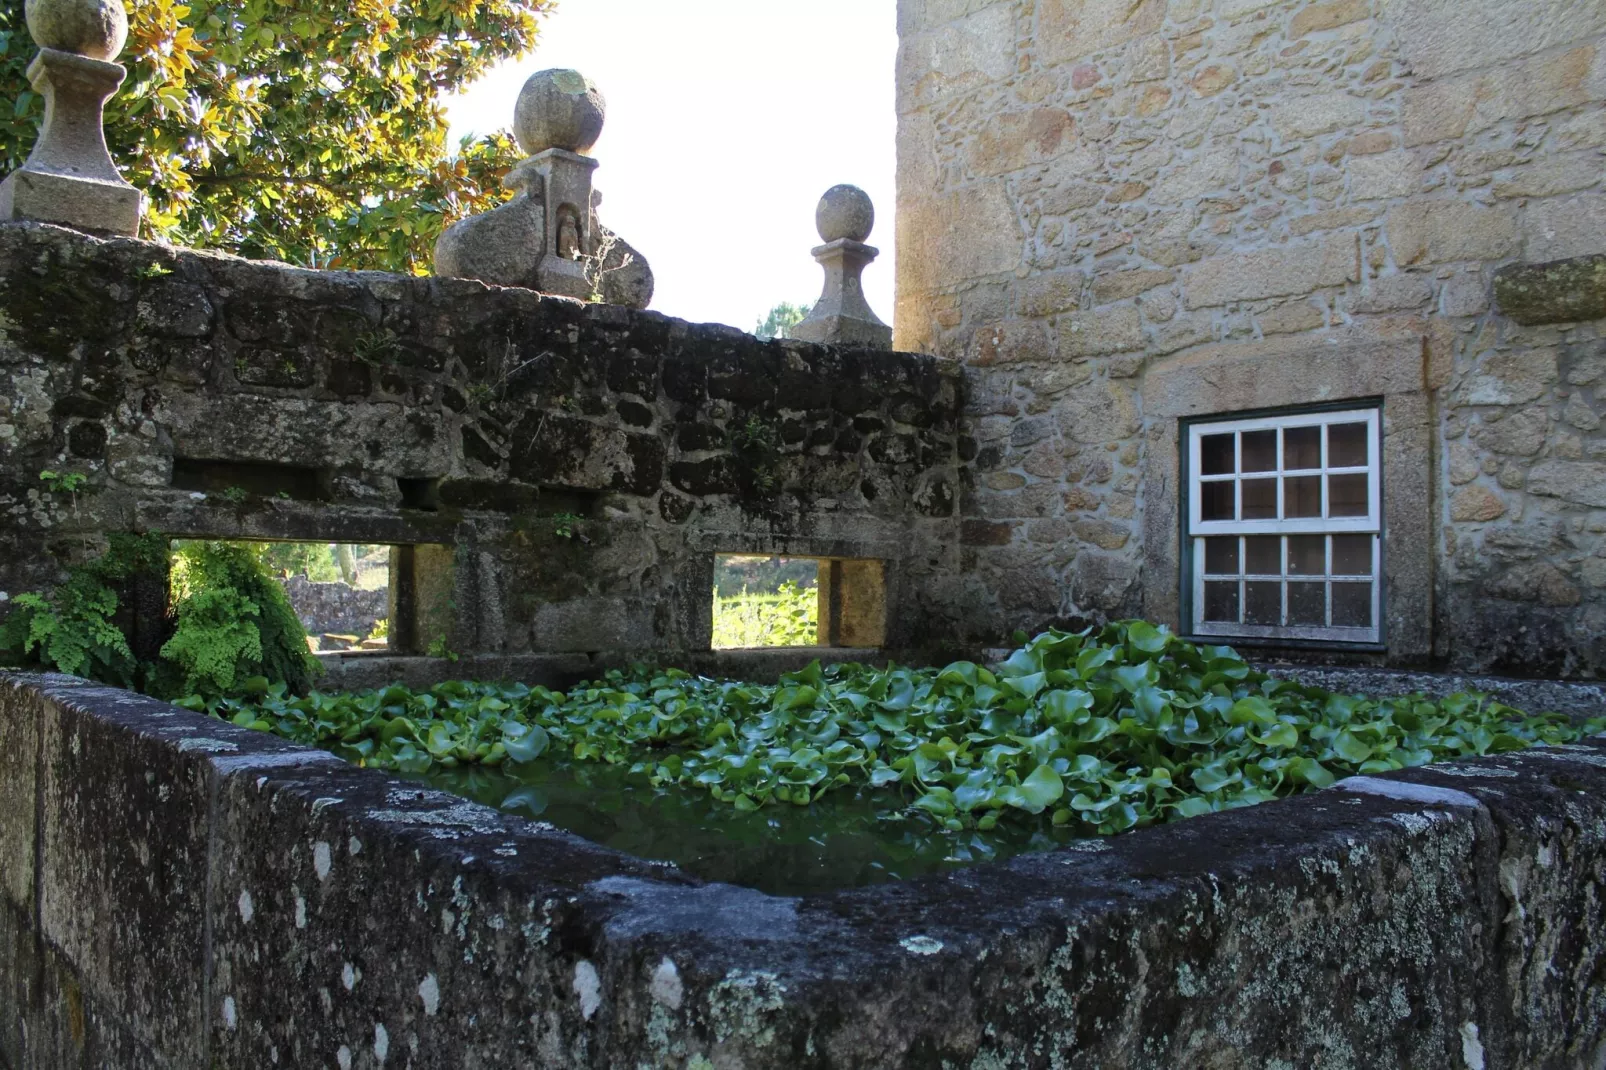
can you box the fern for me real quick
[167,542,320,698]
[158,587,263,699]
[0,536,319,701]
[0,582,137,684]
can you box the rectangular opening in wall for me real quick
[166,540,456,658]
[711,554,886,650]
[1184,405,1382,645]
[171,541,395,654]
[171,458,333,501]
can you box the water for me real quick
[416,758,1092,896]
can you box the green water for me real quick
[416,759,1091,895]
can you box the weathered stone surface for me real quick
[1494,254,1606,326]
[1463,349,1558,406]
[897,0,1606,674]
[24,0,128,60]
[1449,484,1506,521]
[1185,236,1359,308]
[793,187,893,349]
[1528,459,1606,507]
[1380,0,1606,80]
[0,222,963,660]
[1387,201,1519,266]
[1522,193,1606,264]
[7,675,1606,1067]
[1057,305,1143,358]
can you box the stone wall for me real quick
[280,577,388,642]
[895,0,1606,675]
[5,672,1606,1067]
[0,222,962,661]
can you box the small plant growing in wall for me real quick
[549,512,583,540]
[729,415,783,497]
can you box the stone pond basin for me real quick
[2,668,1604,1068]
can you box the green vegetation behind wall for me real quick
[0,537,318,701]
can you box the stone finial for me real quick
[434,69,653,309]
[514,68,606,156]
[791,185,892,349]
[0,0,142,235]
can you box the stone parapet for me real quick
[0,221,962,659]
[3,671,1604,1066]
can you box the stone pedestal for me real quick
[792,184,892,349]
[792,239,893,348]
[513,147,600,302]
[0,48,141,235]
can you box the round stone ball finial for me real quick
[816,184,875,244]
[25,0,128,61]
[514,69,606,156]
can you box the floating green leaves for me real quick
[193,622,1605,839]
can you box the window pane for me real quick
[1204,581,1240,623]
[1288,535,1326,576]
[1329,474,1369,517]
[1285,475,1322,518]
[1241,430,1277,473]
[1204,536,1240,575]
[1201,480,1236,521]
[1328,422,1368,468]
[1243,478,1278,520]
[1245,581,1282,625]
[1245,536,1282,575]
[1284,425,1322,470]
[1333,583,1373,628]
[1201,433,1235,476]
[1332,535,1373,576]
[1288,582,1326,626]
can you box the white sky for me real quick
[445,0,899,334]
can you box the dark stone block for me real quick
[325,358,372,397]
[67,421,107,459]
[134,280,215,339]
[606,350,661,398]
[962,518,1016,546]
[616,399,654,428]
[670,457,737,496]
[616,434,667,496]
[869,434,918,465]
[659,493,694,524]
[676,423,725,452]
[462,425,504,469]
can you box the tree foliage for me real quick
[0,0,553,272]
[754,301,812,341]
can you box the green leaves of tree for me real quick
[0,0,553,273]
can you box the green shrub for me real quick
[713,581,818,649]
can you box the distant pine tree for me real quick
[754,301,812,340]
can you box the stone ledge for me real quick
[1493,253,1606,325]
[4,671,1606,1066]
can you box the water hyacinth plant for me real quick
[194,622,1604,839]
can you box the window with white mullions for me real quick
[1187,407,1382,643]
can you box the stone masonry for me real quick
[0,222,961,663]
[896,0,1606,676]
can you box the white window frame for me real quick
[1187,407,1382,644]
